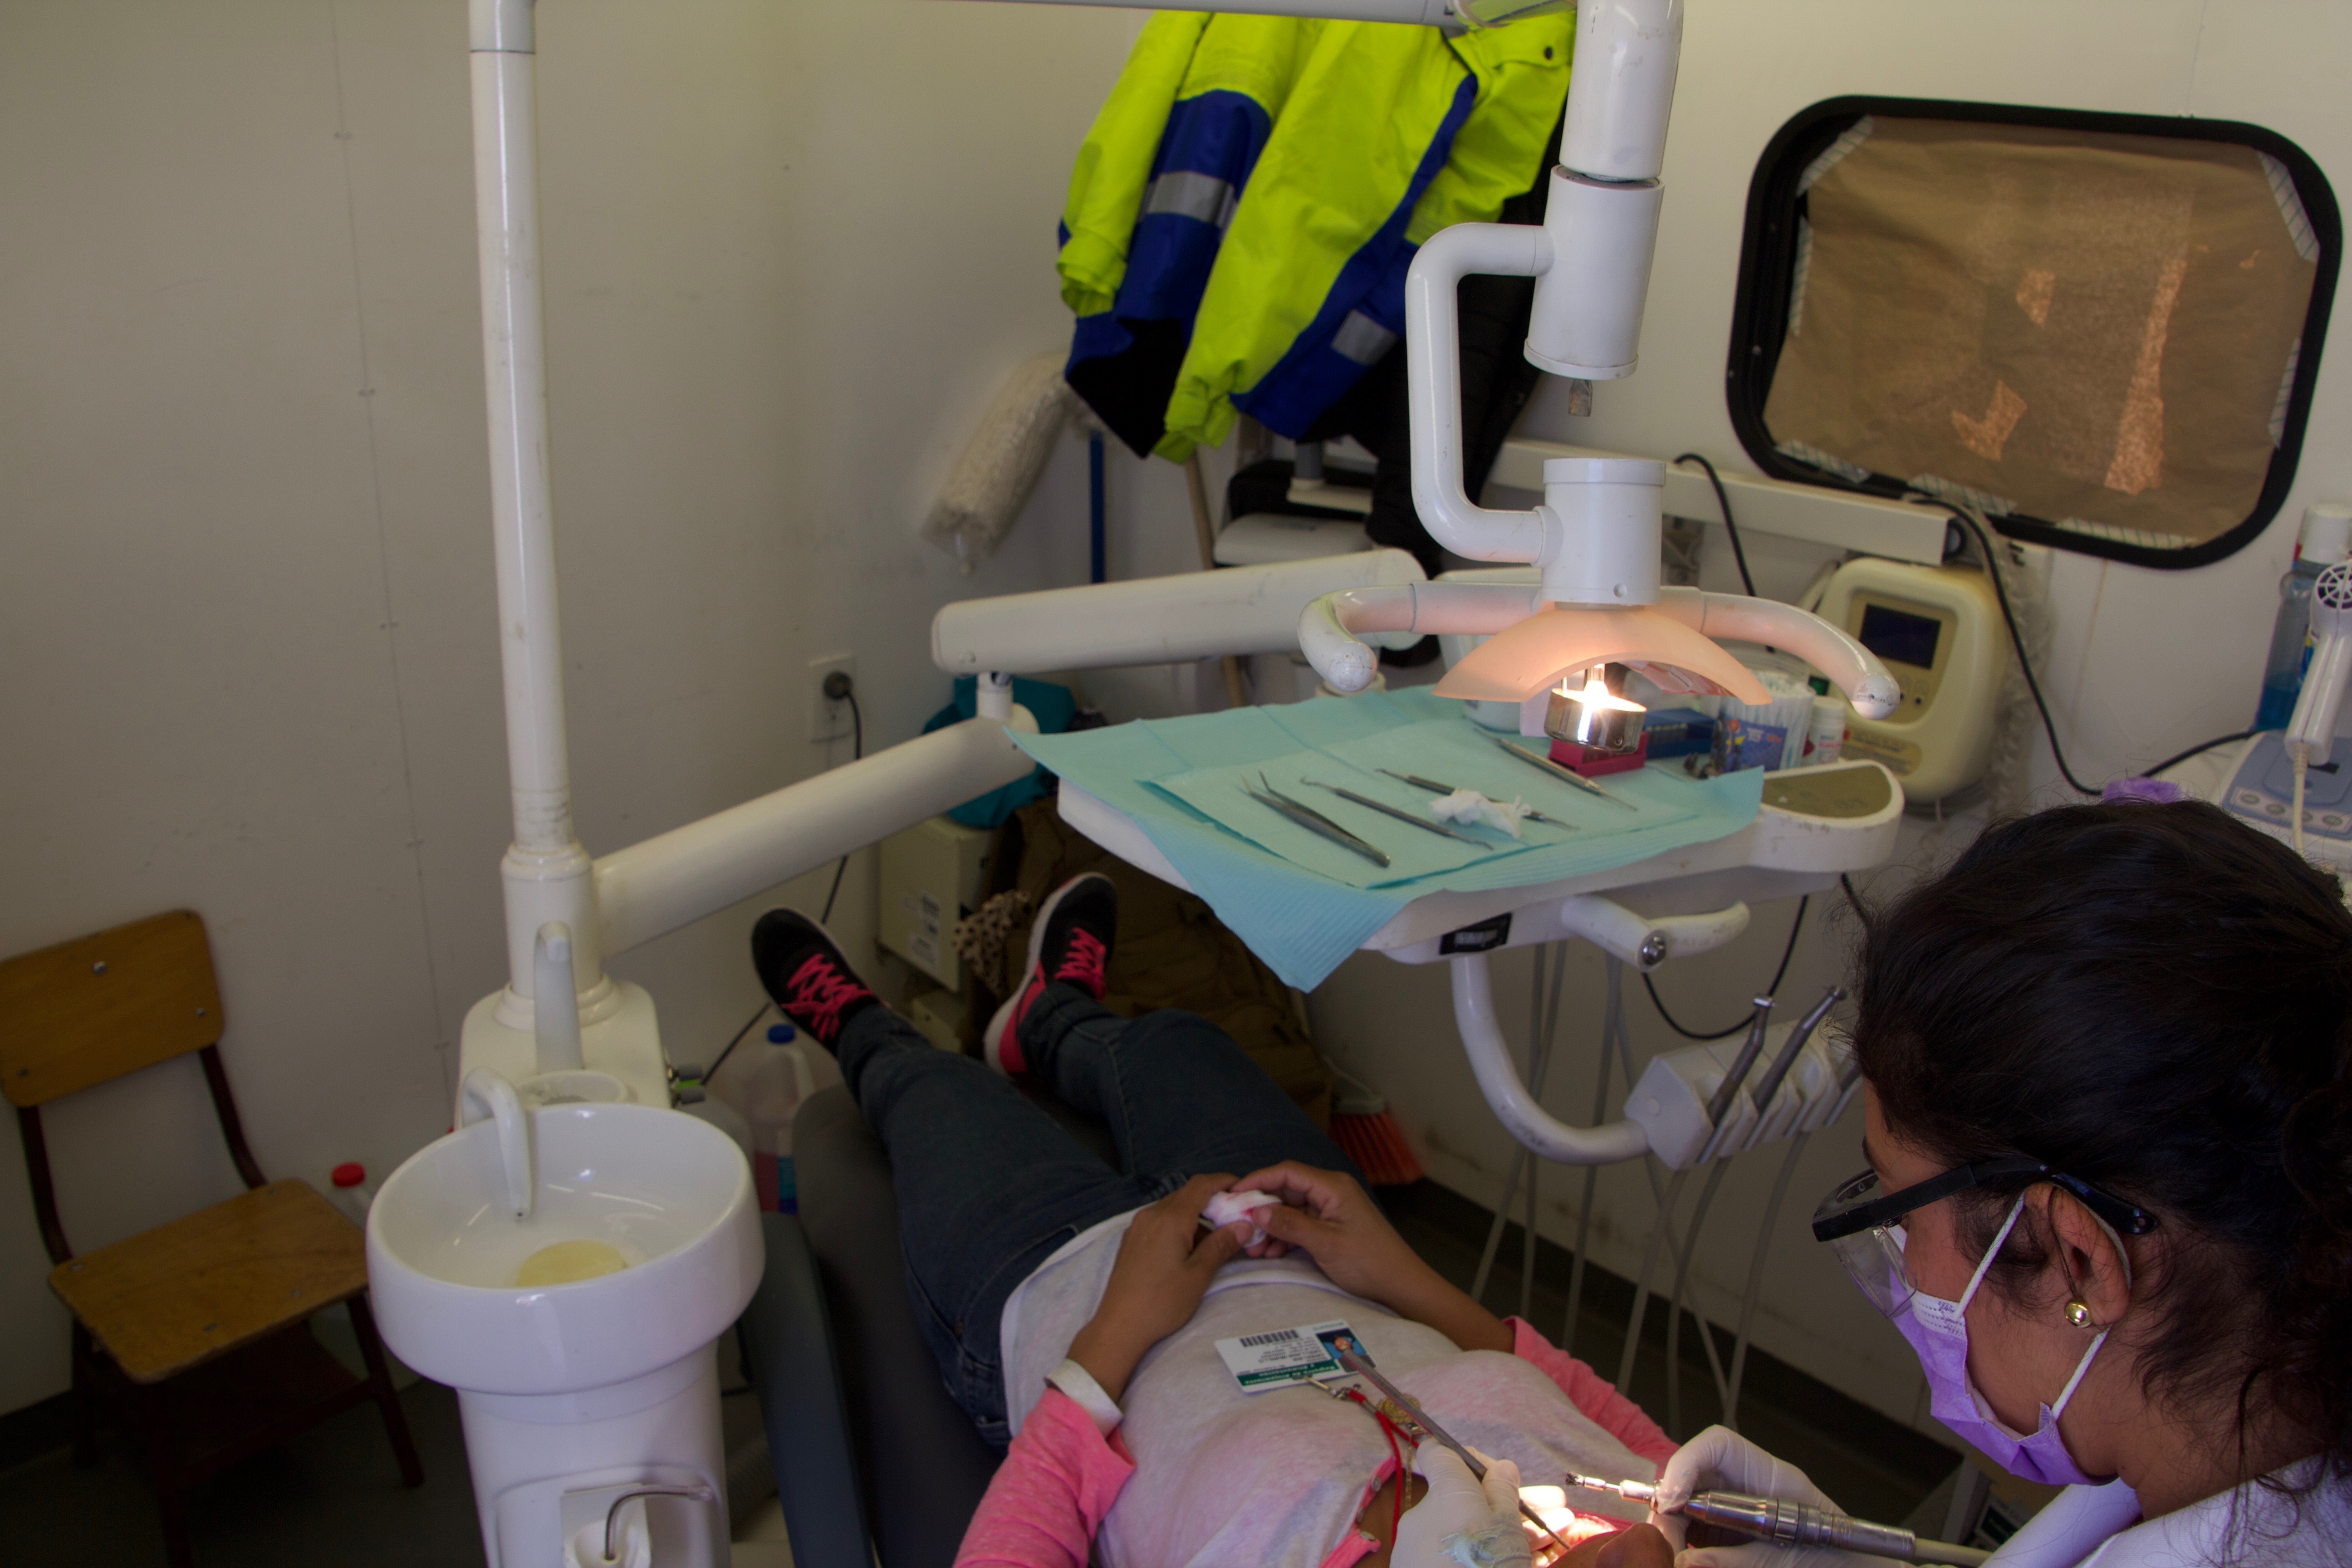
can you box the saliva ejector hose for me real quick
[1568,1476,1991,1567]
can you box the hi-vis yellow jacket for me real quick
[1058,12,1573,461]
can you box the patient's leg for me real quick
[1021,984,1364,1187]
[755,907,1152,1442]
[985,872,1363,1188]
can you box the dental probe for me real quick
[1303,779,1489,845]
[1332,1348,1577,1561]
[1244,774,1391,868]
[1494,737,1637,808]
[1566,1477,1991,1567]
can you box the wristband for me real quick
[1044,1357,1124,1435]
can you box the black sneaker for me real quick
[751,908,879,1053]
[984,873,1117,1078]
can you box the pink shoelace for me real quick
[786,952,872,1041]
[1054,927,1108,998]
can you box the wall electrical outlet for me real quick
[808,653,856,742]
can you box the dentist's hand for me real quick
[1392,1446,1529,1568]
[1653,1427,1901,1568]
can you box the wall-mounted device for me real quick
[1813,558,2002,803]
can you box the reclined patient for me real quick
[755,873,1678,1568]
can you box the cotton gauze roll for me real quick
[1202,1189,1281,1246]
[1429,789,1529,838]
[1712,668,1817,773]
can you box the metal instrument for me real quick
[1243,773,1391,867]
[1567,1476,1990,1567]
[1333,1348,1577,1561]
[1695,996,1776,1163]
[1493,736,1636,809]
[1303,780,1489,845]
[1376,769,1568,827]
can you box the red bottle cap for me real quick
[331,1162,366,1188]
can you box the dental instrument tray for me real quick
[1013,690,1900,990]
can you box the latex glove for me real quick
[1394,1446,1531,1568]
[1651,1426,1900,1568]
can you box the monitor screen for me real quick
[1858,603,1941,669]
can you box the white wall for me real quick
[1321,0,2352,1435]
[0,0,1215,1418]
[7,0,2341,1443]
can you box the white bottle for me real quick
[1803,695,1846,766]
[707,1024,817,1214]
[329,1161,374,1229]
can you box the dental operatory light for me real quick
[1292,0,1903,730]
[1548,663,1645,755]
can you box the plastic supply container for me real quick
[706,1024,817,1214]
[1803,695,1846,766]
[2257,504,2352,730]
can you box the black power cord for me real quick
[1644,895,1809,1040]
[1934,505,2098,797]
[1675,452,1758,598]
[818,675,863,924]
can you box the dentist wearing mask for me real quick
[1654,802,2352,1568]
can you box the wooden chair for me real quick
[0,910,421,1567]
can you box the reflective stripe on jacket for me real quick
[1060,12,1572,461]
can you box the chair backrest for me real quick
[0,910,223,1109]
[0,911,261,1265]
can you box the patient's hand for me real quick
[1067,1174,1253,1402]
[1232,1161,1511,1353]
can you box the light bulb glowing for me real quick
[1545,664,1646,755]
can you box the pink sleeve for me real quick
[1508,1316,1679,1467]
[952,1389,1135,1568]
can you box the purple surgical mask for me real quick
[1891,1197,2112,1488]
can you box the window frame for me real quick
[1724,95,2342,569]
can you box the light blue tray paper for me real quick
[1013,690,1764,990]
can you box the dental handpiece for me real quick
[1567,1477,1991,1567]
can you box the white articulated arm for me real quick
[1454,954,1651,1165]
[1557,895,1748,972]
[932,551,1425,677]
[1300,582,1543,693]
[1405,224,1554,566]
[1655,588,1901,719]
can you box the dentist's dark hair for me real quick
[1849,799,2352,1548]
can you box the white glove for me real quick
[1393,1446,1532,1568]
[1651,1426,1900,1568]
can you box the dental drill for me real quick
[1567,1476,1992,1567]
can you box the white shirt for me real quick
[1989,1462,2350,1568]
[998,1208,1656,1568]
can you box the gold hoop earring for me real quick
[2064,1299,2096,1330]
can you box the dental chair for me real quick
[741,1080,1121,1568]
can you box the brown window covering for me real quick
[1760,117,2319,552]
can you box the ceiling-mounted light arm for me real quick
[1405,223,1554,567]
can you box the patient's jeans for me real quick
[834,983,1361,1448]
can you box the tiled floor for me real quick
[0,1185,1960,1566]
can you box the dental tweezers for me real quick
[1376,769,1568,827]
[1493,736,1636,809]
[1244,774,1391,868]
[1303,780,1487,845]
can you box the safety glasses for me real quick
[1811,1160,2155,1317]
